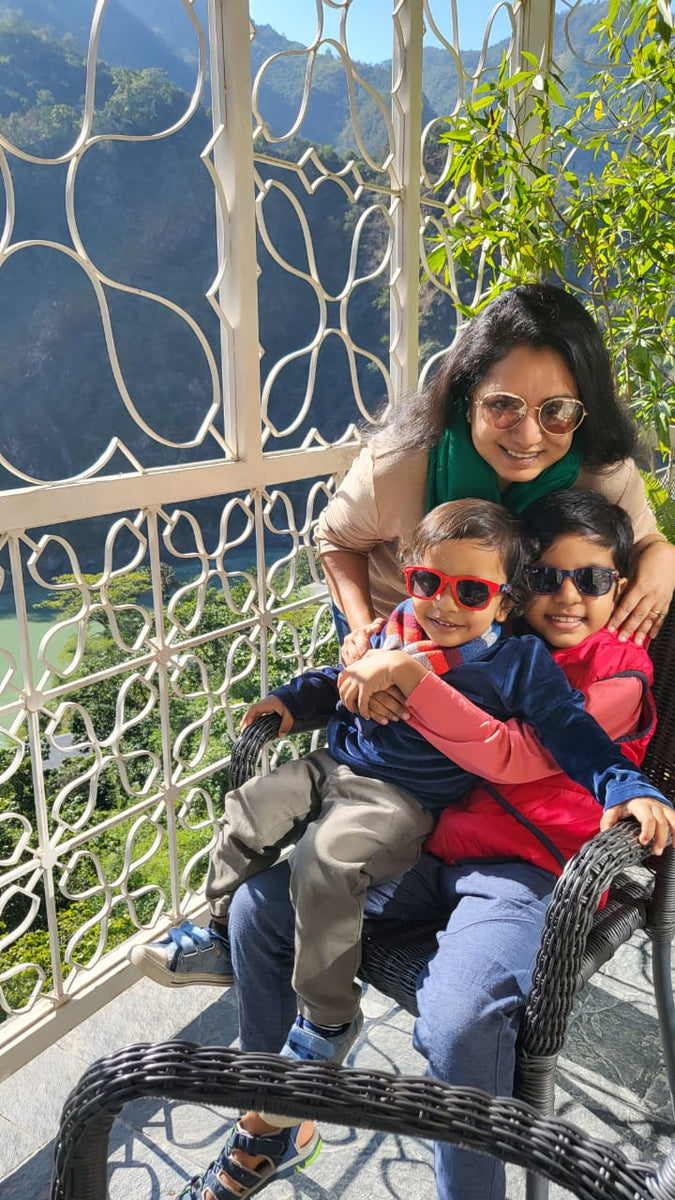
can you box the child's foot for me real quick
[128,920,234,987]
[280,1011,364,1064]
[178,1114,321,1198]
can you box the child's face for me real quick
[410,539,512,647]
[524,533,627,648]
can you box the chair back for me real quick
[642,600,675,802]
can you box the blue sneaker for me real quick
[129,920,234,988]
[280,1011,364,1064]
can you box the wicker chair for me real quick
[50,1043,675,1200]
[226,599,675,1200]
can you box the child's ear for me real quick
[495,595,514,624]
[613,576,629,605]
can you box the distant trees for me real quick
[428,0,675,449]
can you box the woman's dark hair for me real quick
[372,283,636,469]
[401,498,535,605]
[521,488,634,577]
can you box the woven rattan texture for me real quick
[227,714,327,791]
[51,1043,675,1200]
[642,601,675,802]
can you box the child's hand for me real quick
[367,687,411,724]
[600,797,675,855]
[339,649,424,720]
[340,618,386,666]
[338,650,396,718]
[241,695,294,735]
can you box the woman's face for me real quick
[468,344,579,490]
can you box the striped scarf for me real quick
[381,599,501,674]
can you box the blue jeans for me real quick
[331,602,350,648]
[228,851,555,1200]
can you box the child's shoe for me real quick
[178,1119,322,1198]
[129,920,234,988]
[280,1011,364,1064]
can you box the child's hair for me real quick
[521,488,633,576]
[401,498,533,599]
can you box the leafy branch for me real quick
[428,0,675,448]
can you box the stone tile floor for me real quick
[1,930,673,1200]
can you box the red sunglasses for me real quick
[404,566,511,610]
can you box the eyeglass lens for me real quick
[525,566,617,596]
[406,568,493,609]
[480,393,585,434]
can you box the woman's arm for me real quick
[320,549,375,629]
[315,445,427,660]
[319,549,387,665]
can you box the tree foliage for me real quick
[428,0,675,447]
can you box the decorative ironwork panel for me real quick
[0,487,335,1022]
[0,0,231,489]
[0,0,552,1072]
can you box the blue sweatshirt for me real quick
[273,628,667,817]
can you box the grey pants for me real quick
[206,748,434,1024]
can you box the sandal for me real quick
[179,1119,322,1198]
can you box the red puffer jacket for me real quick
[425,629,656,876]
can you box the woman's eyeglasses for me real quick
[525,566,619,597]
[404,566,511,610]
[476,391,587,436]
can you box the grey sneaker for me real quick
[129,920,234,988]
[280,1011,364,1064]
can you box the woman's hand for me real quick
[340,618,386,666]
[600,797,675,855]
[241,695,294,735]
[608,538,675,644]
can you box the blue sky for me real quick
[248,1,516,64]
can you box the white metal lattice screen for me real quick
[0,0,544,1077]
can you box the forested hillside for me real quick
[0,3,607,519]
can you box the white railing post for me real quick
[390,0,425,401]
[8,536,65,1001]
[509,0,555,159]
[207,0,263,466]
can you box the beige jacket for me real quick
[314,445,658,619]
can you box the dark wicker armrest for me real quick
[228,712,329,790]
[518,818,655,1061]
[52,1043,668,1200]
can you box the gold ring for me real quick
[650,609,667,618]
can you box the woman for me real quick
[316,284,675,659]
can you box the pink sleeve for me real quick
[405,672,644,784]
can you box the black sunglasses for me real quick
[525,565,620,597]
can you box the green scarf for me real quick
[426,417,581,515]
